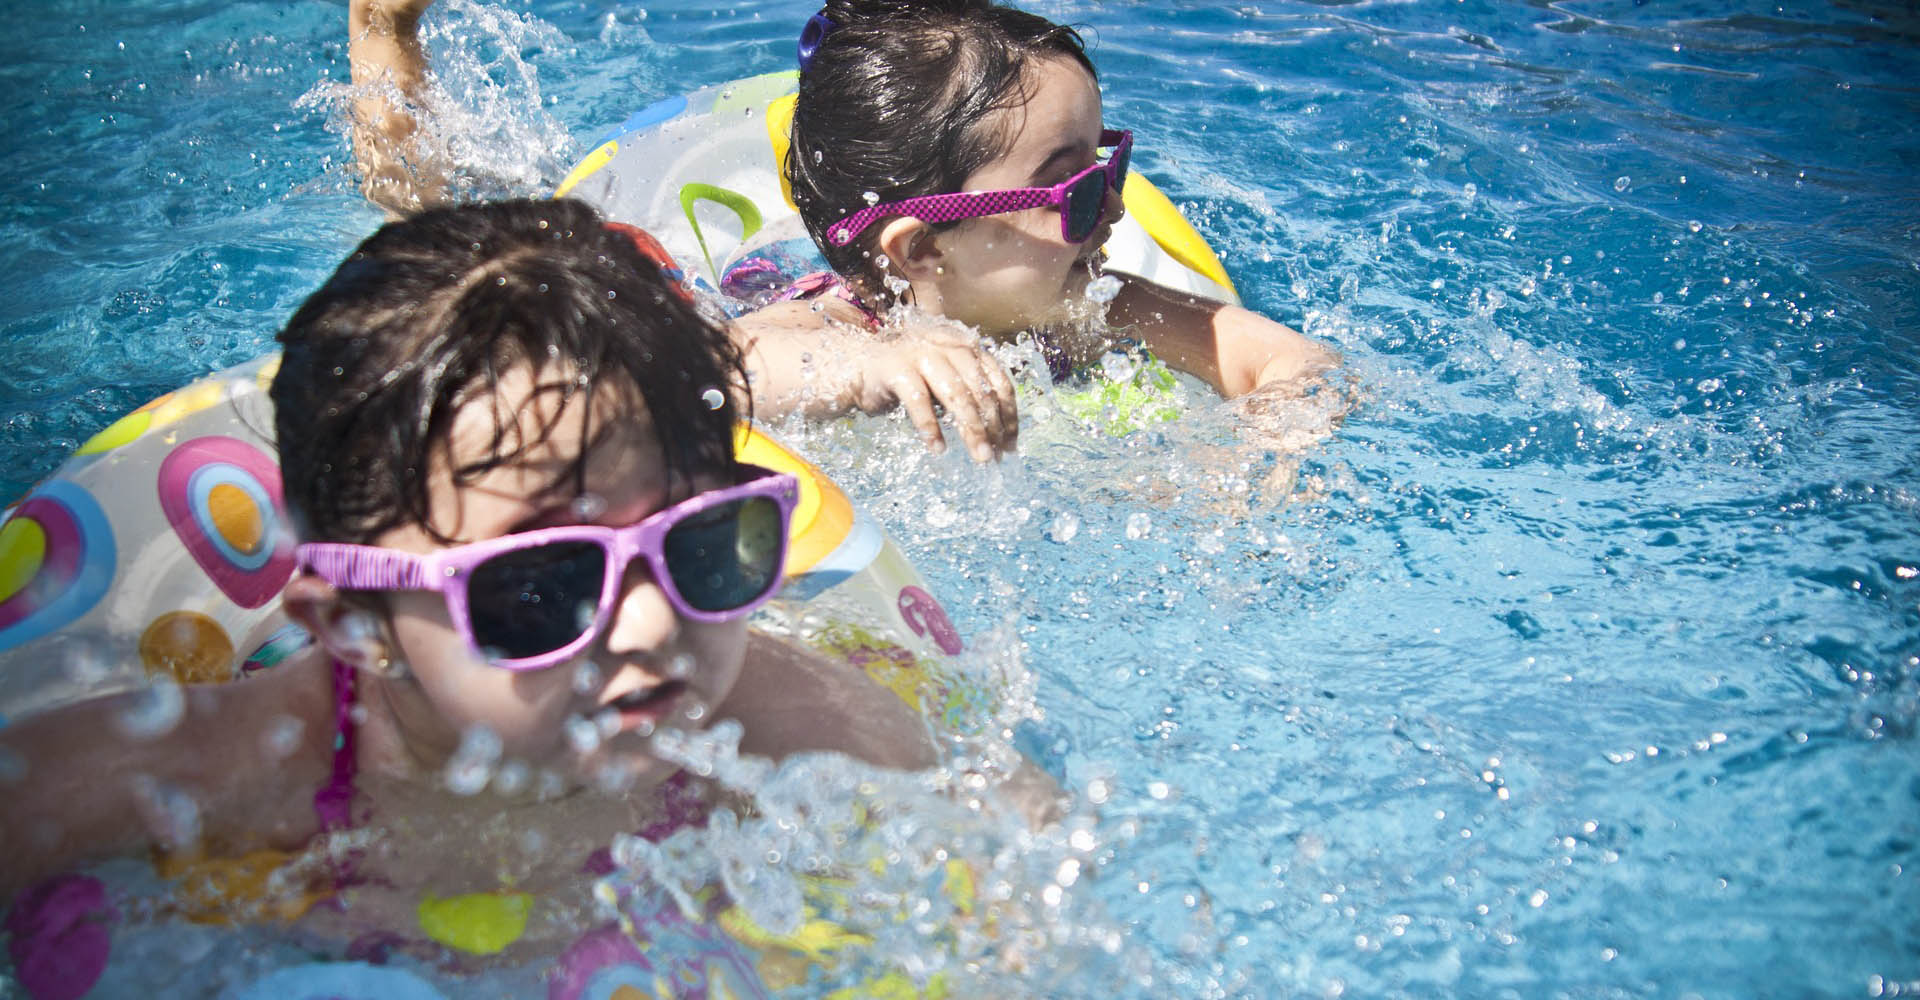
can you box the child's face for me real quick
[925,56,1119,337]
[369,364,747,789]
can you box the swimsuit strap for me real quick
[313,658,358,833]
[1031,328,1075,384]
[775,271,883,328]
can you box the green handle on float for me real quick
[680,182,763,284]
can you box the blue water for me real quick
[4,1,1918,996]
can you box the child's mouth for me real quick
[602,681,689,731]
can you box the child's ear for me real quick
[875,217,945,283]
[282,574,392,672]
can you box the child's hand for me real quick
[850,334,1018,462]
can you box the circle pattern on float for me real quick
[157,437,295,609]
[139,610,235,685]
[0,482,116,654]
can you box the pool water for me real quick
[4,1,1918,997]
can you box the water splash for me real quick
[444,723,504,795]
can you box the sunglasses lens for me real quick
[663,496,786,614]
[1111,139,1130,195]
[467,540,606,662]
[1065,172,1108,243]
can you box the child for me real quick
[344,1,1336,464]
[739,0,1338,460]
[0,200,935,943]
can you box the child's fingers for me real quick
[977,349,1020,453]
[918,355,996,463]
[886,370,948,455]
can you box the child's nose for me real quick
[600,558,680,655]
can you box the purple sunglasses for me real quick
[826,129,1132,248]
[297,466,798,671]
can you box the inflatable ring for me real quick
[556,70,1240,306]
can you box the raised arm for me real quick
[1106,272,1337,398]
[731,301,1020,463]
[347,0,444,216]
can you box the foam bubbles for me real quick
[444,724,503,796]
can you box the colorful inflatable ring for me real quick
[556,70,1240,306]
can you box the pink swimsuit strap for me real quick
[313,658,357,834]
[775,270,883,328]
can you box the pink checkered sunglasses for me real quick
[296,466,798,671]
[826,129,1132,247]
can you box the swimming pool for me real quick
[3,0,1916,996]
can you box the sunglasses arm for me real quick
[298,544,435,592]
[828,188,1063,247]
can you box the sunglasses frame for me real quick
[296,465,799,671]
[826,129,1132,248]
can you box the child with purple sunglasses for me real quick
[0,200,939,943]
[346,0,1336,464]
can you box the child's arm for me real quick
[347,0,444,216]
[732,302,1020,463]
[1105,272,1338,397]
[0,659,334,901]
[722,632,941,772]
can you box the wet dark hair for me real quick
[273,198,745,544]
[786,0,1095,304]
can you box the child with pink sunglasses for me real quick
[0,200,939,951]
[346,0,1337,464]
[738,0,1337,462]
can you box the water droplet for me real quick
[1048,511,1081,544]
[1687,220,1704,233]
[117,677,185,739]
[567,715,603,755]
[1101,352,1136,383]
[1084,274,1123,303]
[1126,513,1153,540]
[132,774,201,848]
[667,653,697,680]
[261,715,306,760]
[701,387,726,410]
[1461,182,1477,200]
[573,661,603,695]
[444,724,503,796]
[0,746,27,784]
[493,760,530,797]
[861,190,879,206]
[1613,175,1631,192]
